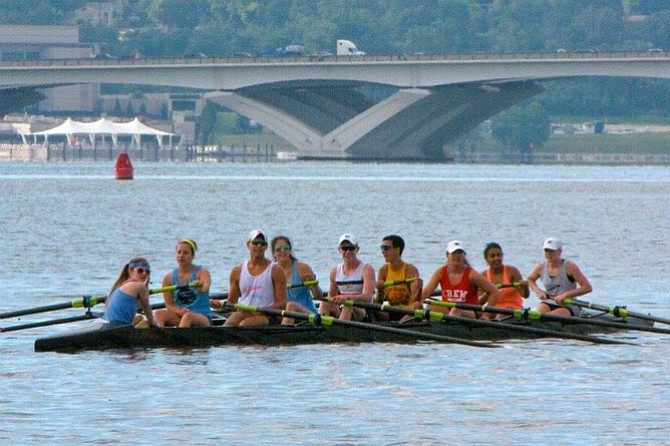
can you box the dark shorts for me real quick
[541,301,579,316]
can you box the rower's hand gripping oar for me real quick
[226,303,499,348]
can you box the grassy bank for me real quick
[469,132,670,155]
[213,130,670,157]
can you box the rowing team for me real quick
[102,231,592,329]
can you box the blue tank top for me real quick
[171,265,212,317]
[287,262,318,314]
[103,287,139,324]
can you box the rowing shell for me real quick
[34,312,652,353]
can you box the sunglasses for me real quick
[136,267,150,275]
[251,241,267,246]
[380,244,393,251]
[274,245,292,252]
[340,245,356,252]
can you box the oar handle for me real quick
[379,278,416,288]
[495,282,525,289]
[287,280,319,289]
[149,282,202,294]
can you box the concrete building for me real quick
[0,25,98,113]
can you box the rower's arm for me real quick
[271,264,287,310]
[555,261,593,302]
[527,263,547,299]
[509,266,530,298]
[407,264,423,305]
[298,263,323,300]
[195,267,212,294]
[375,264,388,304]
[136,284,155,326]
[422,267,442,301]
[350,263,376,303]
[161,272,180,313]
[471,270,499,306]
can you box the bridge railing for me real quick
[1,50,669,68]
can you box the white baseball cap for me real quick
[446,240,466,254]
[248,229,267,243]
[543,237,562,251]
[338,233,358,246]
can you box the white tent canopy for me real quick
[25,117,175,148]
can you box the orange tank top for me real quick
[486,265,523,309]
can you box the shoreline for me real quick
[2,143,670,165]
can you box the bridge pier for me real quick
[206,81,543,160]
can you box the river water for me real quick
[0,161,668,445]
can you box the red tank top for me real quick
[440,265,478,304]
[486,265,523,309]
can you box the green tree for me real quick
[198,101,220,144]
[0,0,86,24]
[490,102,550,163]
[149,0,210,29]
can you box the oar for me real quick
[1,286,221,333]
[563,298,670,326]
[287,280,319,289]
[0,300,173,333]
[0,314,99,333]
[343,298,630,344]
[381,278,416,287]
[0,283,200,320]
[425,299,669,335]
[423,300,634,344]
[226,303,499,348]
[496,282,524,289]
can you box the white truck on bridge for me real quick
[336,40,365,56]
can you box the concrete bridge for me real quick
[1,52,669,159]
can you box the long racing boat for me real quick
[34,311,656,353]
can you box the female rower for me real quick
[527,237,592,317]
[271,235,323,325]
[103,257,156,328]
[481,242,529,318]
[154,238,212,327]
[422,240,499,319]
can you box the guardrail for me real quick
[1,51,668,68]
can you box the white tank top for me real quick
[335,261,370,300]
[238,261,275,308]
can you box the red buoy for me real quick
[114,152,134,180]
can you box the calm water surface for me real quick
[1,161,669,445]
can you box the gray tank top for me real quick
[540,259,581,315]
[540,259,576,296]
